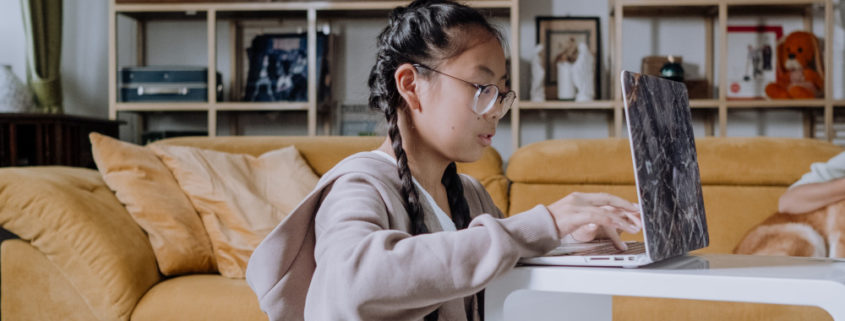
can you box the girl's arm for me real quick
[306,173,559,320]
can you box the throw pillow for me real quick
[151,144,319,278]
[89,133,217,276]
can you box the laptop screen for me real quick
[621,71,709,262]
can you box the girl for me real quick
[246,1,642,320]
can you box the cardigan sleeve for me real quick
[306,172,559,320]
[790,151,845,188]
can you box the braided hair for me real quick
[367,0,501,319]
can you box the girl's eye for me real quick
[482,86,496,95]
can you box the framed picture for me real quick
[536,16,601,100]
[243,33,329,102]
[726,25,783,100]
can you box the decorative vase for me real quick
[0,65,35,113]
[660,56,684,82]
[557,61,575,100]
[530,44,546,102]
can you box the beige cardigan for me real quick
[246,152,560,321]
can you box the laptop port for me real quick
[614,257,623,261]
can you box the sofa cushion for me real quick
[90,133,217,276]
[0,167,160,321]
[131,274,268,321]
[155,136,510,214]
[151,144,319,278]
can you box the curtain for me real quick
[21,0,62,114]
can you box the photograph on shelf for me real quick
[726,25,783,100]
[243,32,329,102]
[536,16,600,101]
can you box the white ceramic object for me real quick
[0,65,35,113]
[530,44,545,102]
[572,42,595,102]
[556,61,575,100]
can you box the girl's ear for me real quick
[395,63,422,112]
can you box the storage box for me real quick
[119,66,221,102]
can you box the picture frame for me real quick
[536,16,601,100]
[726,25,783,100]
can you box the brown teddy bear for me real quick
[765,31,824,99]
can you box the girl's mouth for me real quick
[478,134,494,146]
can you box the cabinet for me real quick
[107,1,520,144]
[0,113,122,168]
[606,0,835,141]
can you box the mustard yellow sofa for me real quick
[0,136,841,320]
[0,136,507,321]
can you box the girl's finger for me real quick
[581,193,639,212]
[604,225,627,251]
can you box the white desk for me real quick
[485,254,845,321]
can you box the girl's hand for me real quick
[546,193,642,250]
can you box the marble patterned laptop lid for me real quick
[621,71,709,262]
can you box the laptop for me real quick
[519,71,709,268]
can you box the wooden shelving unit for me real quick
[606,0,835,141]
[107,0,519,140]
[108,0,835,149]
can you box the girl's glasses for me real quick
[412,63,515,118]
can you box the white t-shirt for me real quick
[790,151,845,189]
[370,150,457,232]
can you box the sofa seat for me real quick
[131,274,267,321]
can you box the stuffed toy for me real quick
[765,31,823,99]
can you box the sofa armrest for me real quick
[0,166,160,321]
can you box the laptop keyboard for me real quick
[546,241,646,256]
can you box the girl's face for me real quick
[410,32,508,163]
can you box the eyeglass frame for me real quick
[411,63,515,118]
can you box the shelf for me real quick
[114,1,513,12]
[690,99,719,108]
[116,10,208,21]
[613,0,823,17]
[216,102,309,111]
[615,0,823,5]
[727,3,820,16]
[519,100,616,110]
[116,103,212,112]
[616,4,718,17]
[517,99,730,110]
[725,99,826,108]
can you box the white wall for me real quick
[0,0,109,117]
[0,0,29,89]
[1,0,842,161]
